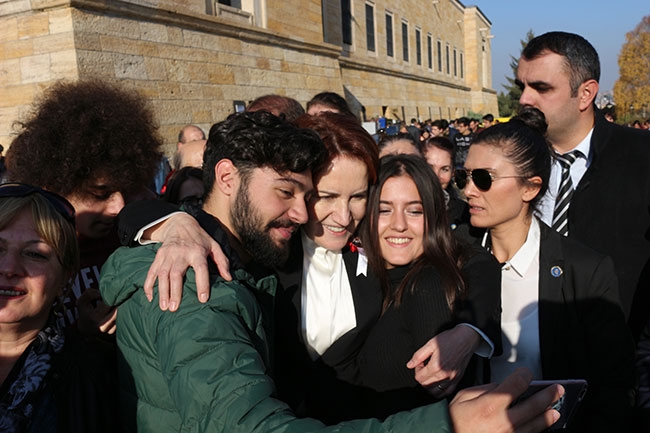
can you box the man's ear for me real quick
[523,176,543,203]
[214,159,238,196]
[578,79,599,111]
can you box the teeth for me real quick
[0,289,24,296]
[387,237,410,245]
[325,225,345,233]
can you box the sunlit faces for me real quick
[0,208,66,329]
[463,144,540,233]
[304,156,368,251]
[378,139,421,158]
[516,52,583,145]
[231,166,313,268]
[66,180,125,239]
[423,146,453,190]
[377,175,425,269]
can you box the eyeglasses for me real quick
[0,183,76,226]
[454,168,525,192]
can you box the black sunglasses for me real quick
[0,183,76,227]
[454,168,526,192]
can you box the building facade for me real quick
[0,0,497,152]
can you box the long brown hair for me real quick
[361,154,466,312]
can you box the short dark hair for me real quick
[522,31,600,96]
[377,133,421,155]
[361,154,466,310]
[306,92,356,120]
[482,114,494,122]
[7,80,163,198]
[457,117,470,127]
[422,136,454,162]
[246,94,305,122]
[432,119,448,130]
[472,107,551,213]
[294,112,379,184]
[202,111,326,199]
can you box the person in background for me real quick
[307,91,356,120]
[246,94,306,122]
[452,117,474,169]
[377,133,421,158]
[6,80,163,335]
[458,107,635,432]
[482,114,495,129]
[161,167,204,208]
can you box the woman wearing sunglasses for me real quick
[459,108,635,432]
[0,183,116,432]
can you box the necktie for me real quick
[552,151,580,236]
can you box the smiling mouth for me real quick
[386,237,411,245]
[324,225,347,234]
[0,288,26,297]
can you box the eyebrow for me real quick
[379,199,423,205]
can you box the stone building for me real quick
[0,0,497,153]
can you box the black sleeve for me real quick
[117,199,180,247]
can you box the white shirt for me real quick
[537,129,593,226]
[301,232,357,359]
[486,218,543,382]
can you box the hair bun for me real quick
[512,107,548,136]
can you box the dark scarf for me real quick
[0,317,65,433]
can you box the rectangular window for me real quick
[445,44,450,74]
[402,21,409,62]
[385,13,394,57]
[415,28,422,66]
[341,0,352,45]
[460,52,464,78]
[427,34,432,69]
[453,48,457,76]
[365,3,375,52]
[437,40,442,72]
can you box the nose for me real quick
[332,199,352,226]
[390,210,407,231]
[106,192,125,216]
[0,251,24,279]
[463,175,479,198]
[519,86,534,107]
[288,198,309,225]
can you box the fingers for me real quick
[98,308,118,335]
[209,241,231,282]
[510,383,564,431]
[490,367,534,409]
[407,337,438,369]
[193,261,211,303]
[451,383,496,404]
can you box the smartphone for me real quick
[512,379,588,431]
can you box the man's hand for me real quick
[407,325,480,398]
[145,213,231,311]
[77,288,117,335]
[449,368,563,433]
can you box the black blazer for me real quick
[568,110,650,338]
[273,238,383,422]
[537,222,636,433]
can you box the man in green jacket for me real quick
[101,111,562,433]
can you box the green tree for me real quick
[614,16,650,122]
[498,30,535,117]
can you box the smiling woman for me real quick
[0,183,117,432]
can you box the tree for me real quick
[614,16,650,122]
[498,30,535,117]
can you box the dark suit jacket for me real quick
[537,222,636,433]
[273,238,383,422]
[569,110,650,338]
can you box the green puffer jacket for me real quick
[100,243,453,433]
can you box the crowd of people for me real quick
[0,30,648,433]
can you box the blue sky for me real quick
[475,1,648,94]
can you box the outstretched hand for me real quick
[449,368,563,433]
[144,212,231,311]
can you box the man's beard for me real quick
[231,183,296,268]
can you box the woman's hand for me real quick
[77,288,117,335]
[407,324,480,397]
[144,213,231,311]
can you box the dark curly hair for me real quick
[7,80,163,198]
[203,111,327,200]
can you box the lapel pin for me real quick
[550,266,563,277]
